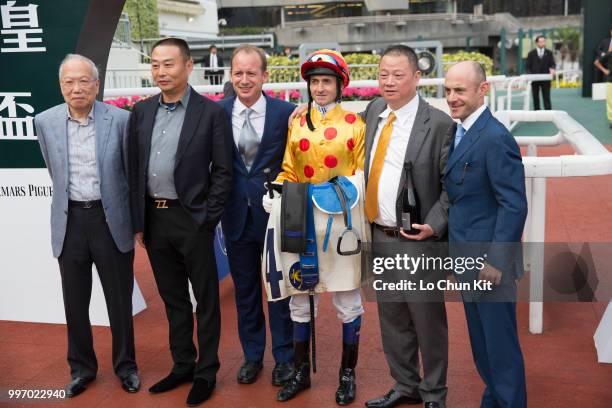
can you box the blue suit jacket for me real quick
[218,94,294,242]
[444,108,527,278]
[34,100,133,257]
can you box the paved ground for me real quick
[2,91,612,407]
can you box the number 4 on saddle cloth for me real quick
[261,171,370,302]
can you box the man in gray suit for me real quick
[34,54,139,398]
[364,45,454,408]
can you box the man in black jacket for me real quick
[525,35,556,110]
[202,45,225,85]
[128,38,233,406]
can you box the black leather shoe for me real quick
[277,362,311,402]
[65,377,95,398]
[148,371,193,394]
[186,378,215,406]
[237,361,263,384]
[365,389,423,408]
[424,403,440,408]
[120,373,140,393]
[272,362,294,386]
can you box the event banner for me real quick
[0,0,148,325]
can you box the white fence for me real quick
[103,73,556,119]
[495,110,612,337]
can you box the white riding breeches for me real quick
[289,288,364,323]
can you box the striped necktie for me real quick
[238,108,259,171]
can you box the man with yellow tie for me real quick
[363,45,454,408]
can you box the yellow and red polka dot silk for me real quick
[275,105,365,184]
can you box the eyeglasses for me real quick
[61,78,96,90]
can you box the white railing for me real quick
[103,74,573,121]
[495,110,612,335]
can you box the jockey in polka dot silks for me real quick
[262,49,366,405]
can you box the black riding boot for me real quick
[277,340,311,402]
[335,341,359,405]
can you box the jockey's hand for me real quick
[288,104,308,126]
[262,190,280,214]
[399,223,434,241]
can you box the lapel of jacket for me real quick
[395,97,430,204]
[364,98,386,180]
[249,93,274,174]
[444,107,490,176]
[140,94,158,172]
[56,104,69,184]
[224,96,248,175]
[175,87,203,168]
[94,101,111,178]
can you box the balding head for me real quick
[447,61,486,88]
[444,61,489,121]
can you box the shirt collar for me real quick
[158,85,191,109]
[67,103,95,124]
[235,93,266,116]
[379,94,420,126]
[460,104,487,132]
[313,101,337,117]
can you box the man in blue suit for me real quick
[443,61,528,408]
[218,45,294,386]
[34,54,139,397]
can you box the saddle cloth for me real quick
[262,171,370,301]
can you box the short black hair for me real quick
[151,37,191,60]
[209,44,217,51]
[535,35,546,42]
[381,44,419,72]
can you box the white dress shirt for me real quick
[231,93,266,147]
[66,104,100,201]
[369,94,420,227]
[460,104,487,133]
[209,52,218,68]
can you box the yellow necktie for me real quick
[365,112,396,223]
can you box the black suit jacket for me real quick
[201,53,224,74]
[525,48,555,76]
[128,87,233,233]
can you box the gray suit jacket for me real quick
[34,100,134,257]
[363,96,454,238]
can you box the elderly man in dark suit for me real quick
[34,54,140,398]
[364,45,454,408]
[525,35,556,110]
[217,44,294,387]
[128,38,233,406]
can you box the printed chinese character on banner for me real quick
[1,1,45,53]
[0,92,36,139]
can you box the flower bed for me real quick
[104,87,383,110]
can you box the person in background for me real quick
[525,35,556,110]
[594,29,612,128]
[202,45,225,85]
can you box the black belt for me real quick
[374,223,400,238]
[69,199,102,209]
[146,196,181,209]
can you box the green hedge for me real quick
[266,51,494,83]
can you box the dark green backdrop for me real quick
[0,0,125,168]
